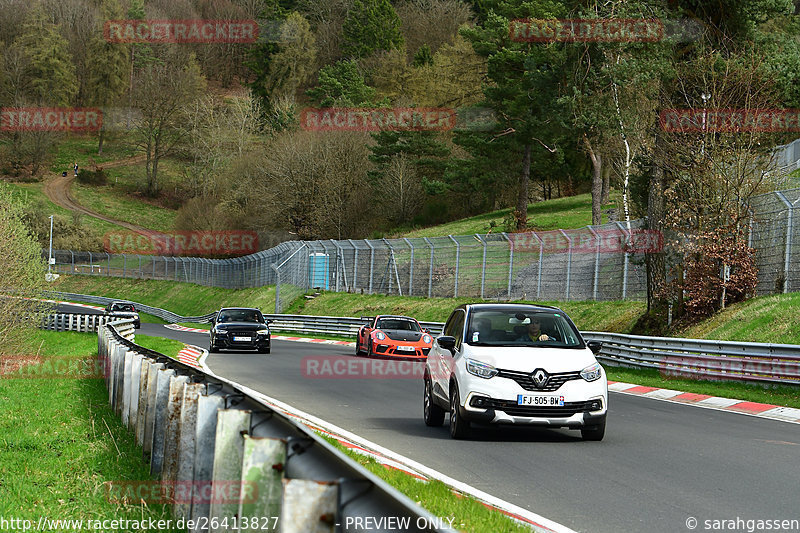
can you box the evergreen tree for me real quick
[412,44,434,67]
[306,60,378,107]
[342,0,404,59]
[87,0,130,153]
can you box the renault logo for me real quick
[532,369,549,388]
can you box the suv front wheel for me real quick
[423,376,445,427]
[449,385,470,439]
[580,417,606,441]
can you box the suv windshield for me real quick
[466,309,583,348]
[375,318,420,331]
[217,309,264,323]
[112,304,135,312]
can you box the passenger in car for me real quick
[517,317,556,342]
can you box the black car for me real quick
[105,301,140,328]
[209,307,272,354]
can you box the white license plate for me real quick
[517,395,565,406]
[233,336,252,342]
[396,346,415,352]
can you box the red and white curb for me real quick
[197,355,574,533]
[608,381,800,424]
[177,345,203,369]
[26,297,105,311]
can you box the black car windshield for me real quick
[376,318,420,331]
[217,310,264,323]
[112,304,135,312]
[466,309,583,348]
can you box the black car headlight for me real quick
[256,329,270,336]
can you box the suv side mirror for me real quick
[437,336,456,352]
[266,319,274,324]
[587,340,602,355]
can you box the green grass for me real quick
[134,335,186,358]
[52,275,276,318]
[48,136,138,174]
[0,330,181,530]
[287,292,645,333]
[71,182,178,231]
[400,192,619,238]
[320,435,534,533]
[606,366,800,409]
[4,181,118,235]
[678,292,800,345]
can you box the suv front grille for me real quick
[496,369,582,392]
[481,398,595,418]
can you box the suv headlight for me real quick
[581,363,602,382]
[375,331,386,340]
[256,329,270,335]
[422,334,432,344]
[214,327,228,335]
[465,359,498,379]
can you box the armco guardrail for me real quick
[98,318,453,533]
[41,312,116,333]
[45,291,216,324]
[583,331,800,386]
[57,291,800,387]
[263,314,445,337]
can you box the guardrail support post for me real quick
[163,374,190,485]
[191,393,225,529]
[175,382,204,520]
[238,436,286,531]
[588,226,600,300]
[365,240,375,294]
[209,409,252,533]
[150,367,177,476]
[281,480,338,533]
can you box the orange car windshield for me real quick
[376,319,420,332]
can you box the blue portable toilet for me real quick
[308,252,330,290]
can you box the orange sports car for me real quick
[355,315,433,359]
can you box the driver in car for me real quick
[518,317,556,342]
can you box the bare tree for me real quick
[130,56,206,196]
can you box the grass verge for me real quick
[52,275,276,318]
[399,192,618,238]
[0,330,181,530]
[134,335,187,358]
[287,292,645,333]
[605,365,800,409]
[319,435,534,533]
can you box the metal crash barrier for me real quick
[98,318,452,533]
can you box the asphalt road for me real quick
[114,321,799,533]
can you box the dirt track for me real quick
[43,155,153,236]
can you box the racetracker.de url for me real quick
[0,516,275,531]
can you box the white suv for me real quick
[423,303,607,440]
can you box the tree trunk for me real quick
[516,143,531,230]
[585,136,603,226]
[646,157,667,314]
[601,163,611,205]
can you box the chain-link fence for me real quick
[749,187,800,295]
[46,187,800,313]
